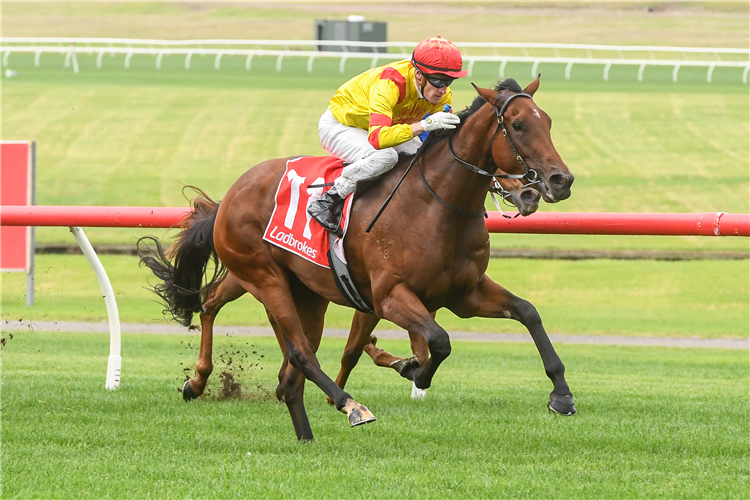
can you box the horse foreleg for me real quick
[183,272,247,400]
[378,285,451,391]
[259,279,375,438]
[452,275,576,416]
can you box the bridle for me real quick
[366,91,545,231]
[417,91,542,218]
[449,92,542,183]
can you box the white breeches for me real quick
[318,108,421,197]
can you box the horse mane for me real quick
[418,78,523,153]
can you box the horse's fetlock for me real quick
[332,393,352,412]
[195,362,213,377]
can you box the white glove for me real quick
[421,112,460,132]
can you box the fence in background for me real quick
[2,38,749,83]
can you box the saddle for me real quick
[262,155,374,313]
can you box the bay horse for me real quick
[139,77,575,441]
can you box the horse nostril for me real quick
[520,189,540,204]
[549,173,573,189]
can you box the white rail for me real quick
[2,38,748,83]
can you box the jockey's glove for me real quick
[421,111,460,132]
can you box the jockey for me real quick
[308,36,469,235]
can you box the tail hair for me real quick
[137,187,226,327]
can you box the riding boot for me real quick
[308,188,345,237]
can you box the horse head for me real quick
[473,77,574,203]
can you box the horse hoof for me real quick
[182,379,198,401]
[348,405,377,427]
[547,393,576,416]
[390,355,421,381]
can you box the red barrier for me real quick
[0,206,191,228]
[485,211,750,237]
[1,206,748,236]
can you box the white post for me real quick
[565,61,573,80]
[638,63,647,82]
[69,226,121,390]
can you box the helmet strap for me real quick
[415,70,428,99]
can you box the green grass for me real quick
[1,331,747,499]
[2,255,748,339]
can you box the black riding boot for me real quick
[308,188,345,236]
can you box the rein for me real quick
[365,91,540,230]
[420,91,539,218]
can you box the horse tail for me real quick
[137,187,226,327]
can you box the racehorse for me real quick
[139,77,576,441]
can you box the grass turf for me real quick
[2,254,748,339]
[1,331,747,499]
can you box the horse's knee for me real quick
[286,339,321,373]
[428,330,451,361]
[513,298,542,325]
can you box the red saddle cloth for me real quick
[263,156,353,268]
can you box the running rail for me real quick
[1,206,748,236]
[2,38,748,83]
[2,206,747,390]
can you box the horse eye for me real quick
[512,121,523,131]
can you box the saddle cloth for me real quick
[263,156,354,268]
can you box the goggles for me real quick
[422,73,454,89]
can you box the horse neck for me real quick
[419,105,498,216]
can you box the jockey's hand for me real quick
[421,112,460,132]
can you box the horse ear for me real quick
[524,74,541,96]
[472,83,500,106]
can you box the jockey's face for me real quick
[416,71,451,104]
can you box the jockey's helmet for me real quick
[411,36,468,79]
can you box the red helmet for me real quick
[411,36,468,78]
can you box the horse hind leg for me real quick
[183,272,247,401]
[332,312,381,401]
